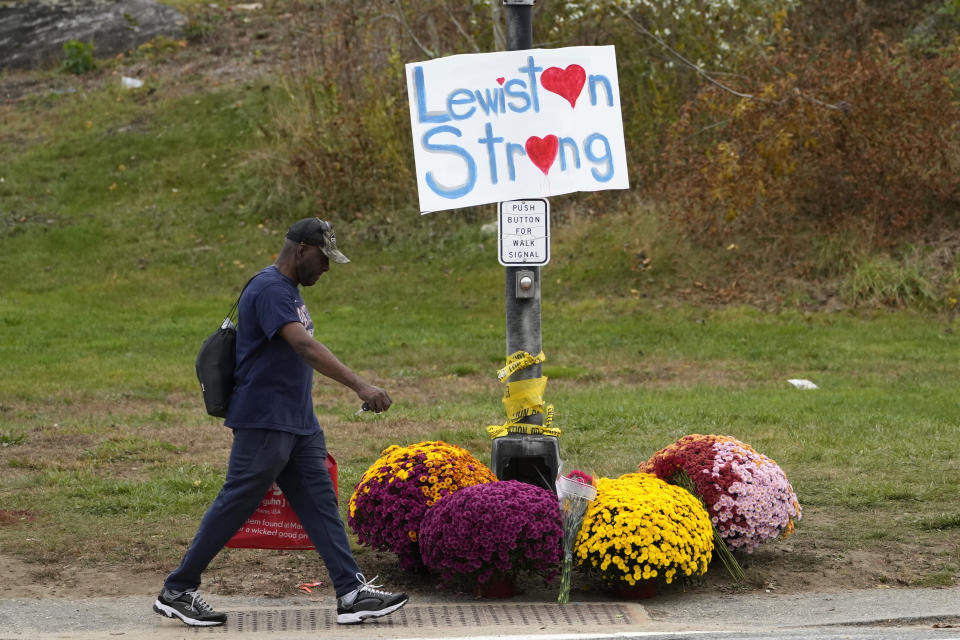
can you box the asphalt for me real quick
[0,586,958,640]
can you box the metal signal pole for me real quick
[491,0,560,493]
[504,0,540,427]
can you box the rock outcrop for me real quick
[0,0,186,70]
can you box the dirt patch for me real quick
[0,552,166,599]
[0,395,233,476]
[1,503,955,601]
[0,510,37,525]
[0,533,931,602]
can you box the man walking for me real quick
[153,217,407,627]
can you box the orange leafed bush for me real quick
[658,34,960,245]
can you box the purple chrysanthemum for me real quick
[419,480,563,588]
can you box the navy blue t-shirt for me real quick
[224,266,321,435]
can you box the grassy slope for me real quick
[1,19,959,594]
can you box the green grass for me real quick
[841,253,937,307]
[1,41,959,591]
[918,514,960,531]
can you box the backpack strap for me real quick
[225,275,257,326]
[228,274,270,391]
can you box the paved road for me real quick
[0,586,957,639]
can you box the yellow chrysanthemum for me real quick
[575,473,713,586]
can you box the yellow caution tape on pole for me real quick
[497,350,546,382]
[485,401,558,438]
[487,351,560,439]
[486,421,561,438]
[502,376,547,422]
[544,404,554,428]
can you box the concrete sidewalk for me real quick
[0,586,958,639]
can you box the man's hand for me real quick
[357,384,392,414]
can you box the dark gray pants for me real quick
[164,428,361,597]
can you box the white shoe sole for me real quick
[337,598,408,625]
[153,600,225,627]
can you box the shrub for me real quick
[658,34,960,247]
[840,253,936,307]
[60,40,96,75]
[255,0,792,223]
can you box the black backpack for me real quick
[195,279,253,418]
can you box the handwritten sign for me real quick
[406,46,629,214]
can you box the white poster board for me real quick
[406,46,629,214]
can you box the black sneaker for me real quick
[336,574,408,625]
[153,588,227,627]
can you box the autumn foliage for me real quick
[657,35,960,246]
[256,0,960,301]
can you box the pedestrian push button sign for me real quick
[499,199,549,267]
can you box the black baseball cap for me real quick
[285,217,350,264]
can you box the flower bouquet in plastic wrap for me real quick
[639,434,802,581]
[419,480,562,596]
[555,467,597,603]
[348,440,497,571]
[576,473,714,596]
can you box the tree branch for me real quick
[490,1,505,51]
[443,0,481,53]
[617,6,759,101]
[370,3,436,59]
[617,6,851,112]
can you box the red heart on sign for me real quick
[525,135,559,175]
[540,64,586,108]
[496,77,505,86]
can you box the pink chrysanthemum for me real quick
[640,434,801,552]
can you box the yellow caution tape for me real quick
[498,350,546,382]
[488,351,560,440]
[503,376,547,422]
[487,403,557,438]
[486,420,561,439]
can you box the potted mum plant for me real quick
[418,480,563,597]
[640,434,802,556]
[348,440,497,571]
[576,473,714,599]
